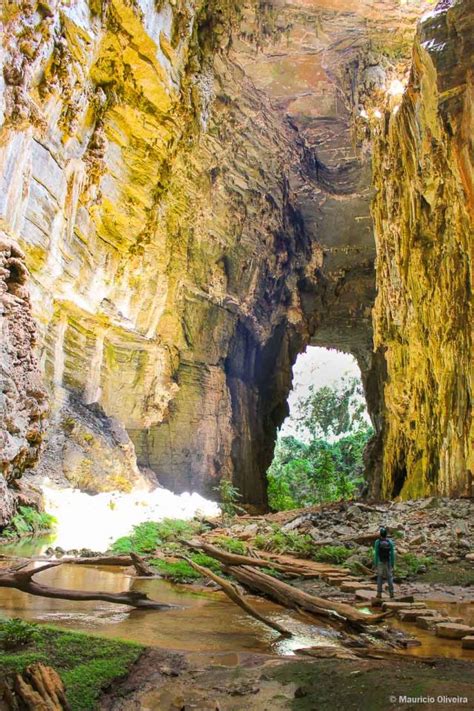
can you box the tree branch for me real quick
[0,562,176,610]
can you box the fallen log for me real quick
[0,554,136,567]
[180,556,292,637]
[130,553,155,577]
[184,540,343,577]
[225,565,387,630]
[0,561,176,610]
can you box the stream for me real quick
[1,535,473,663]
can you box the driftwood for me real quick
[0,663,69,710]
[224,565,387,630]
[0,561,176,610]
[180,555,292,637]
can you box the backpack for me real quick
[378,538,391,562]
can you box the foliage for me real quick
[111,518,203,554]
[213,479,244,518]
[150,553,223,583]
[296,375,367,440]
[0,619,143,711]
[313,546,351,565]
[214,536,246,555]
[254,528,313,558]
[1,506,56,539]
[267,373,374,511]
[0,618,40,651]
[267,429,371,510]
[396,553,433,578]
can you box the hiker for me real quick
[374,526,395,599]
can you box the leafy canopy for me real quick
[267,375,373,510]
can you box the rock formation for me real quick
[371,0,473,499]
[0,238,48,524]
[0,0,471,512]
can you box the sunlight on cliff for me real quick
[41,480,220,552]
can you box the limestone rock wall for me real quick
[371,0,473,498]
[0,238,48,524]
[2,0,461,510]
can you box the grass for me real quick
[0,618,143,711]
[0,506,56,540]
[111,518,206,555]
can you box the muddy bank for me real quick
[100,648,474,711]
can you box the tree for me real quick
[296,375,368,440]
[267,376,373,511]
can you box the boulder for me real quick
[461,636,474,649]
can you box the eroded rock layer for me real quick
[1,0,469,509]
[371,0,473,498]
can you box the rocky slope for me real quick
[0,0,471,510]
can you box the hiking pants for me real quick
[377,562,394,595]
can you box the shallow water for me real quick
[0,541,339,657]
[1,538,473,662]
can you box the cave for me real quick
[0,0,472,520]
[0,0,473,700]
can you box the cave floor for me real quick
[100,648,474,711]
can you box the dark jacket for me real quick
[374,537,395,567]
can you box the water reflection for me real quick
[0,559,340,655]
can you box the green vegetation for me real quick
[254,530,351,565]
[214,536,246,555]
[268,376,373,510]
[150,553,223,583]
[0,618,143,711]
[313,545,351,565]
[1,506,56,539]
[111,518,205,554]
[213,479,245,519]
[0,618,40,650]
[396,553,433,578]
[254,528,313,558]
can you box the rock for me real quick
[461,636,474,649]
[435,623,474,640]
[370,0,473,499]
[465,553,474,561]
[382,602,426,611]
[397,609,432,621]
[417,616,462,630]
[340,581,375,593]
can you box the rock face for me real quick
[0,0,471,509]
[371,0,473,499]
[0,239,48,524]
